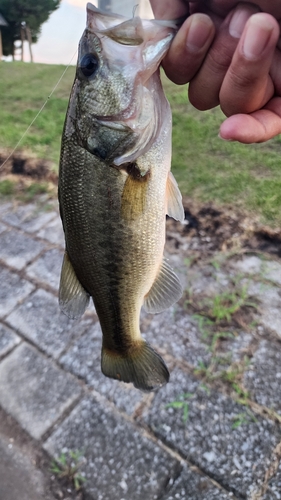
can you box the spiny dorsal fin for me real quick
[59,252,90,320]
[166,171,185,222]
[143,259,183,314]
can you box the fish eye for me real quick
[80,53,99,77]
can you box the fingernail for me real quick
[243,15,273,60]
[186,14,213,52]
[229,7,253,38]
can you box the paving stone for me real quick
[0,266,34,317]
[162,464,236,500]
[0,222,7,234]
[6,289,92,359]
[244,340,281,413]
[230,255,262,275]
[0,202,13,217]
[245,280,281,308]
[234,256,281,287]
[214,332,253,367]
[265,461,281,500]
[185,265,230,296]
[44,396,181,500]
[1,204,56,233]
[0,343,81,439]
[143,368,280,499]
[262,260,281,286]
[60,323,145,415]
[0,323,21,357]
[259,307,281,338]
[37,217,64,246]
[244,280,281,337]
[141,307,211,368]
[0,230,45,270]
[26,248,64,290]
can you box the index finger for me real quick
[193,0,281,18]
[150,0,189,20]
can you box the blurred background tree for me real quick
[0,0,61,58]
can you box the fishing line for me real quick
[0,50,77,171]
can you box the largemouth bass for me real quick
[58,3,185,392]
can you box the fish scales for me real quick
[58,3,185,391]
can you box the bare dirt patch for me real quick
[0,150,57,183]
[167,197,281,257]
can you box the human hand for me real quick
[150,1,281,143]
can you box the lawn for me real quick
[1,61,281,226]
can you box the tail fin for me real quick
[101,341,169,392]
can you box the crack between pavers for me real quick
[0,218,64,260]
[40,390,85,444]
[250,440,281,500]
[0,334,23,362]
[167,354,281,426]
[85,389,241,499]
[143,423,244,499]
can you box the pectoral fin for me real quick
[166,171,185,222]
[59,252,90,319]
[143,259,183,314]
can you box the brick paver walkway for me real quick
[1,199,281,499]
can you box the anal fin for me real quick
[166,171,185,222]
[143,259,183,314]
[59,252,90,319]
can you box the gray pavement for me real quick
[1,198,281,499]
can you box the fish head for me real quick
[68,3,177,167]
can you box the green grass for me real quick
[50,449,86,491]
[0,61,75,166]
[1,61,281,225]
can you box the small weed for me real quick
[192,313,214,339]
[199,383,211,395]
[208,287,251,323]
[50,450,86,491]
[0,179,15,195]
[20,182,49,202]
[195,363,213,380]
[195,354,252,405]
[232,409,258,429]
[210,259,220,271]
[165,393,193,423]
[183,288,194,309]
[210,331,234,352]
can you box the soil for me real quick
[0,150,57,183]
[167,200,281,258]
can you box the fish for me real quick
[58,3,185,392]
